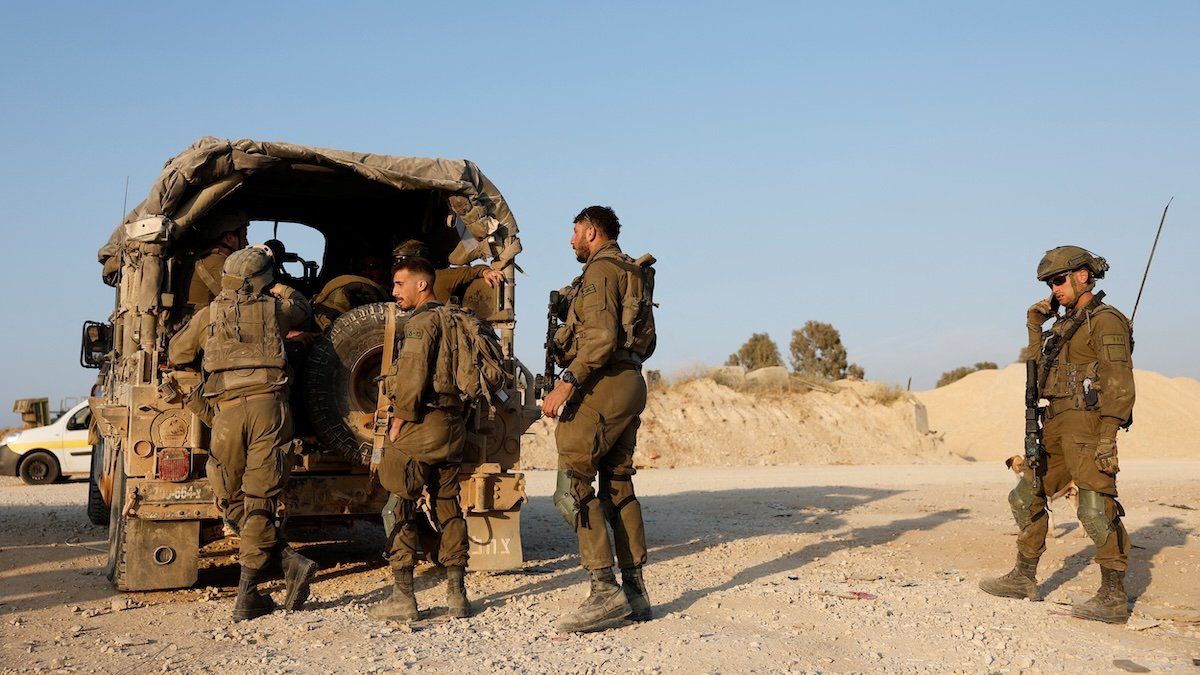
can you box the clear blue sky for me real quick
[1,2,1196,424]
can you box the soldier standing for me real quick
[980,246,1136,623]
[542,206,656,633]
[367,257,471,622]
[168,245,319,622]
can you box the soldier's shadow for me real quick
[473,483,966,615]
[1037,516,1189,607]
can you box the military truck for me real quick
[85,138,538,591]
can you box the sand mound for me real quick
[519,377,958,469]
[916,363,1200,461]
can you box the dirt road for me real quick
[2,461,1198,673]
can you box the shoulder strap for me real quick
[194,256,223,296]
[370,303,397,477]
[1038,291,1106,388]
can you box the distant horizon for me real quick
[1,2,1197,425]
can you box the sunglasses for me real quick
[1046,272,1071,288]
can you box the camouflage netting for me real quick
[97,137,520,273]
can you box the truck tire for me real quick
[303,302,400,465]
[105,459,128,588]
[86,441,109,526]
[18,450,61,485]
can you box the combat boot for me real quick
[621,566,652,622]
[367,567,419,622]
[232,567,276,622]
[556,568,631,634]
[1070,566,1129,624]
[446,566,471,619]
[279,546,319,611]
[979,554,1041,601]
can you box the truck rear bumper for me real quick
[0,444,20,476]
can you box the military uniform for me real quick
[982,246,1135,624]
[369,300,471,621]
[168,248,317,621]
[311,274,390,330]
[185,248,230,312]
[553,240,653,632]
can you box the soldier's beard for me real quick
[574,244,589,263]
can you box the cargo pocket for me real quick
[555,402,608,476]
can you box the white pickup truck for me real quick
[0,400,93,484]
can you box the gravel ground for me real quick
[1,461,1198,673]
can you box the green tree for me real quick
[790,321,862,380]
[936,361,998,388]
[728,333,783,371]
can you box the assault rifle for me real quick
[535,289,562,399]
[1023,359,1045,491]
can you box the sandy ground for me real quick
[1,462,1199,674]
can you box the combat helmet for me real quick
[205,209,250,237]
[1036,245,1109,282]
[222,244,275,292]
[392,239,431,261]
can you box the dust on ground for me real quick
[521,377,955,470]
[2,462,1198,674]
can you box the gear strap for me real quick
[1038,291,1106,390]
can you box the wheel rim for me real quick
[29,460,48,480]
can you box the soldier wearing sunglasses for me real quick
[980,246,1135,624]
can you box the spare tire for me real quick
[303,302,406,464]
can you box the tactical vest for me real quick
[554,251,657,366]
[1039,294,1131,415]
[202,291,287,392]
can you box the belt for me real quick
[1047,398,1081,418]
[215,392,282,412]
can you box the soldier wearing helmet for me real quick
[392,239,505,304]
[182,210,251,315]
[980,245,1136,624]
[168,245,319,622]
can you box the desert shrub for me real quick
[936,361,998,388]
[868,383,906,405]
[728,333,783,371]
[790,321,864,380]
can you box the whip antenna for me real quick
[1130,197,1172,325]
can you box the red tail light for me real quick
[157,448,191,482]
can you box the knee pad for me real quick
[1076,489,1113,547]
[1007,479,1038,530]
[552,470,577,527]
[563,472,597,530]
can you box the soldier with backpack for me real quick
[542,205,657,633]
[366,256,490,622]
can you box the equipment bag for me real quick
[434,305,509,403]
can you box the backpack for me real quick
[592,252,657,361]
[433,305,510,403]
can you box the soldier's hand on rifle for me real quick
[480,268,505,288]
[541,380,575,419]
[1027,298,1055,324]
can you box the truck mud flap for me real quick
[466,510,522,571]
[120,519,200,591]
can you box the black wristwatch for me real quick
[561,370,580,387]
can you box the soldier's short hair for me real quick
[574,205,620,240]
[391,256,436,285]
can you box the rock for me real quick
[746,366,789,388]
[710,366,747,388]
